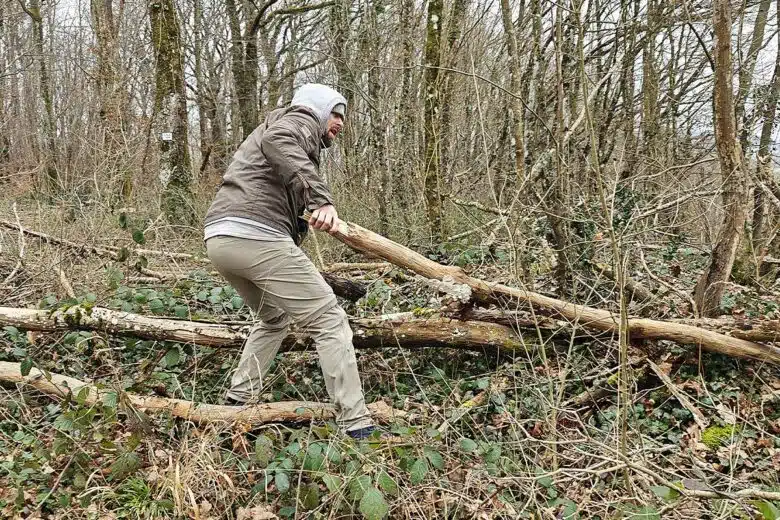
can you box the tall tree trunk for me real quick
[500,0,524,181]
[753,0,780,258]
[149,0,194,225]
[0,1,10,170]
[640,0,660,164]
[21,0,57,193]
[90,0,127,198]
[693,0,750,317]
[439,0,469,185]
[423,0,444,242]
[393,0,415,239]
[226,0,255,140]
[736,0,771,156]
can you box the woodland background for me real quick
[1,0,780,518]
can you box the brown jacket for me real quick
[204,106,334,245]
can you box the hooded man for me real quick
[203,83,376,439]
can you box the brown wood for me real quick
[0,361,400,426]
[0,305,524,353]
[452,307,780,344]
[325,219,780,364]
[0,220,366,302]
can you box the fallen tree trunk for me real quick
[0,305,525,353]
[325,219,780,365]
[453,308,780,344]
[0,361,400,426]
[0,220,366,301]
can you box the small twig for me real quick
[55,264,77,299]
[647,359,708,430]
[639,248,699,318]
[2,204,26,285]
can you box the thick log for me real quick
[453,307,780,344]
[0,220,365,301]
[325,219,780,365]
[0,361,400,426]
[0,306,524,353]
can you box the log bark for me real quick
[453,307,780,344]
[0,362,400,426]
[0,220,366,301]
[0,306,524,353]
[323,219,780,364]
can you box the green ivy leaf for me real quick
[118,212,128,229]
[301,482,320,510]
[20,358,33,377]
[131,229,146,245]
[409,458,427,485]
[423,447,444,470]
[650,485,679,502]
[164,348,180,368]
[322,474,342,493]
[254,435,274,468]
[754,500,780,520]
[377,471,398,497]
[459,438,478,453]
[274,471,290,493]
[173,305,188,318]
[230,296,244,310]
[359,487,388,520]
[148,299,165,314]
[108,452,140,480]
[349,474,372,500]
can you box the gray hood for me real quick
[290,83,347,144]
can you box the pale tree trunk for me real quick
[752,0,780,259]
[500,0,524,181]
[736,0,771,156]
[21,0,58,193]
[640,0,660,163]
[393,0,415,238]
[423,0,444,242]
[0,1,10,170]
[226,0,257,140]
[439,0,469,185]
[149,0,195,225]
[693,0,750,317]
[618,0,637,180]
[90,0,128,198]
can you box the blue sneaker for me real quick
[346,426,378,440]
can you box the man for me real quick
[203,83,376,439]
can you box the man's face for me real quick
[326,112,344,140]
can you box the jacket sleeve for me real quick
[260,122,334,211]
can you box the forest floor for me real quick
[1,199,780,519]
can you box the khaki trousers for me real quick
[205,236,373,432]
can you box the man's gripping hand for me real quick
[309,204,341,235]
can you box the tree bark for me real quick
[0,219,366,302]
[20,0,57,193]
[319,218,780,364]
[90,0,127,197]
[423,0,444,241]
[693,0,750,317]
[149,0,195,225]
[0,305,525,353]
[0,362,400,426]
[752,0,780,258]
[499,0,524,181]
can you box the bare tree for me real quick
[149,0,194,225]
[693,0,750,316]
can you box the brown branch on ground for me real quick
[0,305,526,353]
[0,220,366,301]
[0,361,402,426]
[323,218,780,365]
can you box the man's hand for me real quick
[309,204,341,235]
